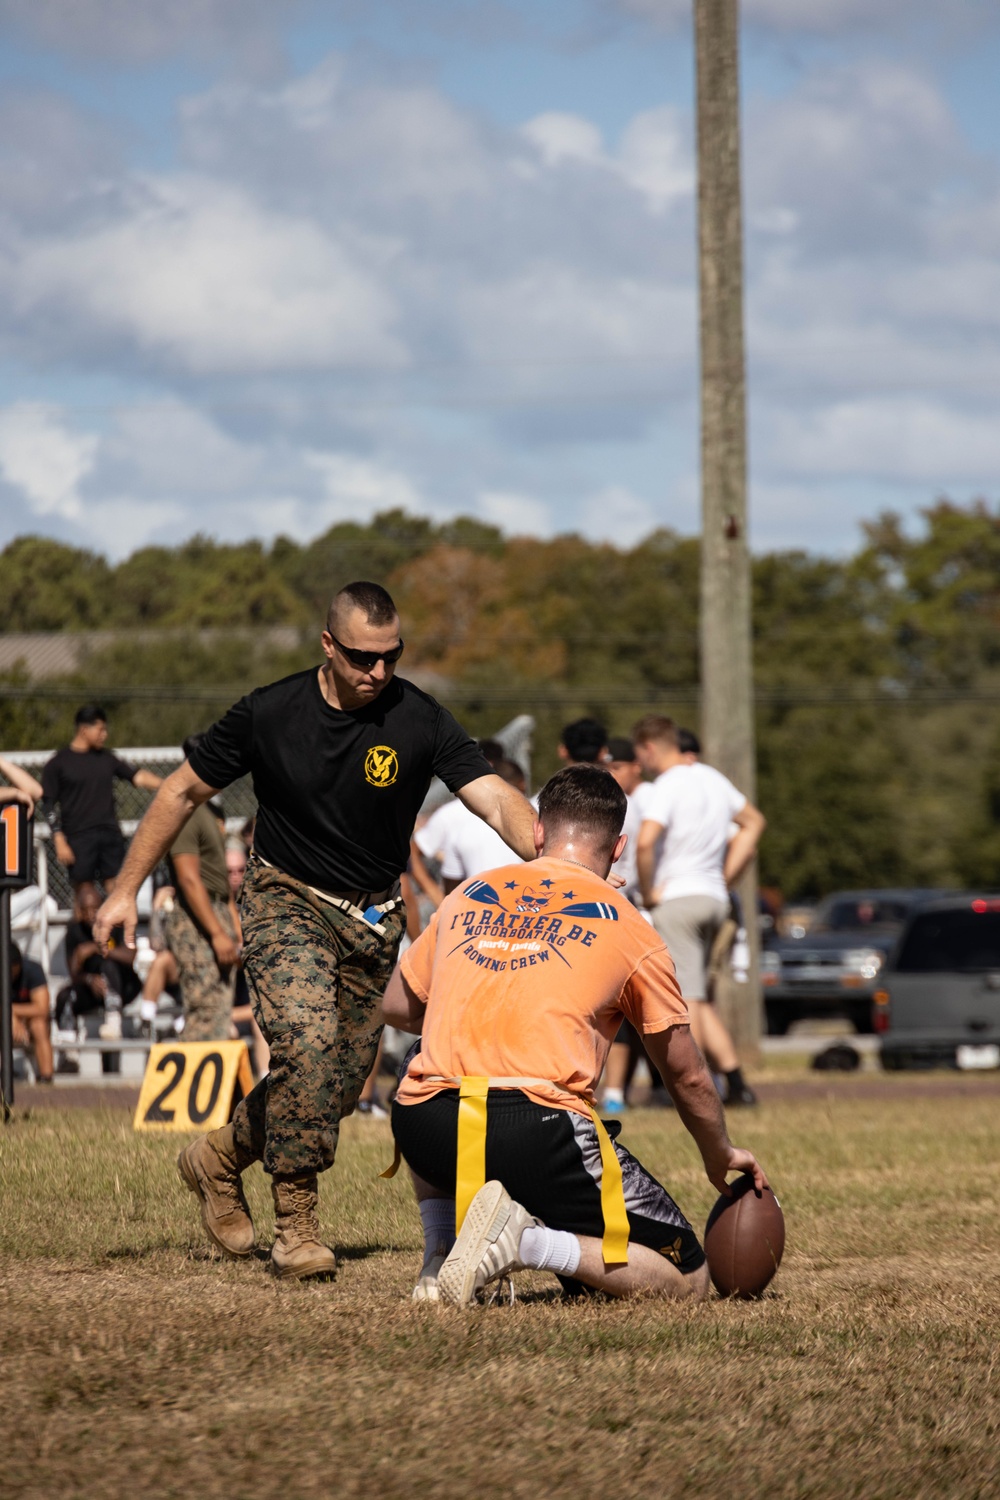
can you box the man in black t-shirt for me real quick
[96,581,537,1281]
[42,704,162,899]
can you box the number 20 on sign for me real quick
[134,1040,254,1133]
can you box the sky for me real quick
[0,0,999,562]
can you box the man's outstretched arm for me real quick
[643,1023,768,1194]
[94,761,219,948]
[456,774,536,861]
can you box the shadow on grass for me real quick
[335,1242,399,1261]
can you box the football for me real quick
[704,1173,785,1299]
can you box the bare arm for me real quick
[133,769,164,793]
[94,761,219,947]
[0,756,43,807]
[724,802,766,888]
[172,852,239,968]
[456,774,536,861]
[636,819,664,908]
[380,964,425,1034]
[643,1023,767,1193]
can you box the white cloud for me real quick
[306,451,427,518]
[0,0,290,64]
[764,398,1000,486]
[520,105,691,215]
[0,402,98,519]
[476,491,552,536]
[7,177,405,375]
[577,484,658,547]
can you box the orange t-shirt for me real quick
[395,857,688,1118]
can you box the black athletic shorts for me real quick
[67,824,126,886]
[392,1088,705,1275]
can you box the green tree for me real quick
[0,537,112,631]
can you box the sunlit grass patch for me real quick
[2,1078,999,1499]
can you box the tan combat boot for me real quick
[177,1123,256,1258]
[270,1175,337,1280]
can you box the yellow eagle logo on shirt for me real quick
[364,745,399,787]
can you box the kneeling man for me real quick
[384,764,768,1306]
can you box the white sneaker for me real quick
[436,1181,540,1307]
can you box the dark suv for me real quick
[761,889,948,1035]
[876,895,1000,1071]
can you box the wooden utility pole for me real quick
[694,0,761,1051]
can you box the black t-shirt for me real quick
[188,669,493,891]
[41,747,135,835]
[13,957,46,1002]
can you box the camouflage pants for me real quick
[164,900,238,1042]
[231,858,404,1177]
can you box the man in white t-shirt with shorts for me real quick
[632,715,766,1107]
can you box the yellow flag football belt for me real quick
[383,1077,631,1266]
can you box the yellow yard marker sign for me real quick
[134,1040,254,1133]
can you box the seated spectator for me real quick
[58,885,140,1021]
[10,942,53,1084]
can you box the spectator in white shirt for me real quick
[409,739,507,907]
[428,759,527,896]
[632,714,766,1107]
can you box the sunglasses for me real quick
[331,634,405,671]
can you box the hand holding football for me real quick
[704,1172,785,1298]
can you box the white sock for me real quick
[602,1086,624,1105]
[518,1224,582,1277]
[418,1198,456,1261]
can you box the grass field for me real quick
[3,1071,1000,1500]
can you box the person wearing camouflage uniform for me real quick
[164,737,241,1043]
[230,860,404,1174]
[96,581,537,1282]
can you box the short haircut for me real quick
[182,732,203,760]
[75,703,107,727]
[678,727,701,756]
[560,717,609,764]
[631,714,679,750]
[327,581,397,633]
[606,736,636,764]
[207,800,226,823]
[9,941,23,974]
[478,738,505,767]
[537,765,627,852]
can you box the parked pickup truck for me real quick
[876,894,1000,1071]
[760,888,949,1035]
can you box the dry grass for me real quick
[2,1074,1000,1500]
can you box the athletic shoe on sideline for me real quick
[601,1096,626,1116]
[437,1181,540,1307]
[725,1083,758,1107]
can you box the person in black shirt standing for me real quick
[42,705,162,900]
[95,581,537,1280]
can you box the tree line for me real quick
[3,500,1000,901]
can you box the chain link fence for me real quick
[1,748,257,915]
[1,714,533,915]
